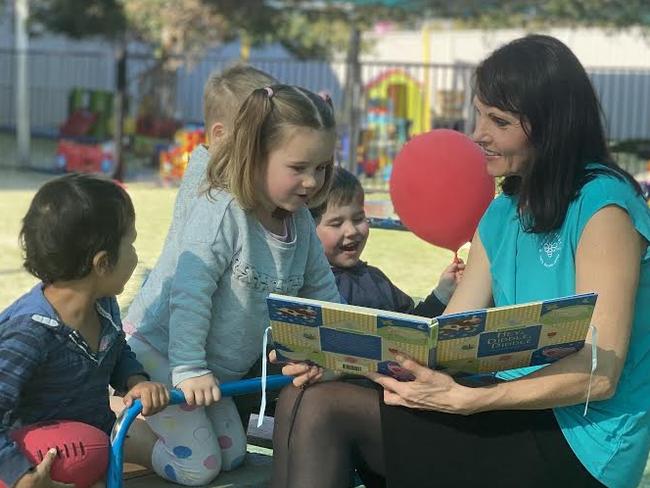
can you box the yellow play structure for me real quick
[359,69,429,180]
[364,69,429,136]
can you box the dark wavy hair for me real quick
[474,34,641,233]
[310,166,364,221]
[20,173,135,283]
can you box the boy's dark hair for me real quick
[310,166,364,221]
[474,34,641,233]
[20,173,135,283]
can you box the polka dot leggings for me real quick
[127,334,247,486]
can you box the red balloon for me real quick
[389,129,495,252]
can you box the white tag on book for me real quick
[583,324,598,417]
[258,326,272,428]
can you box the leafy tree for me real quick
[29,0,258,178]
[410,0,650,29]
[30,0,126,39]
[121,0,239,121]
[27,0,650,174]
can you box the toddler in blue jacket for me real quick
[0,174,168,488]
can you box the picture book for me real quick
[433,293,597,375]
[268,292,597,379]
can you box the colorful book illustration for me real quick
[268,292,597,379]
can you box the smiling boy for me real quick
[311,167,463,316]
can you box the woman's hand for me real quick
[269,350,324,388]
[177,373,221,407]
[123,379,170,416]
[367,355,477,415]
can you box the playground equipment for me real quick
[359,69,425,179]
[367,216,407,231]
[54,88,119,174]
[107,374,292,488]
[159,126,205,185]
[61,88,114,140]
[365,69,427,136]
[56,139,115,175]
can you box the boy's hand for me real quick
[123,379,170,416]
[15,448,75,488]
[434,258,465,304]
[177,374,221,407]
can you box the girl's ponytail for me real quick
[207,84,336,210]
[207,87,275,209]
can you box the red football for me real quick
[10,420,109,488]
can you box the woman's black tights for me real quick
[271,381,385,488]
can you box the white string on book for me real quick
[258,326,273,427]
[583,324,598,417]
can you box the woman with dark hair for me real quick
[270,35,650,488]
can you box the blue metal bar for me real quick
[367,216,407,231]
[107,374,293,488]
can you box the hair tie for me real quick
[318,91,332,104]
[264,86,274,98]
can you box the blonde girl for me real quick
[124,85,341,486]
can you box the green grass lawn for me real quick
[0,168,463,312]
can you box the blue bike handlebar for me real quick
[107,374,293,488]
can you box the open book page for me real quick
[268,292,597,379]
[268,294,434,380]
[435,293,597,375]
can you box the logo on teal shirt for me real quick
[539,233,562,268]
